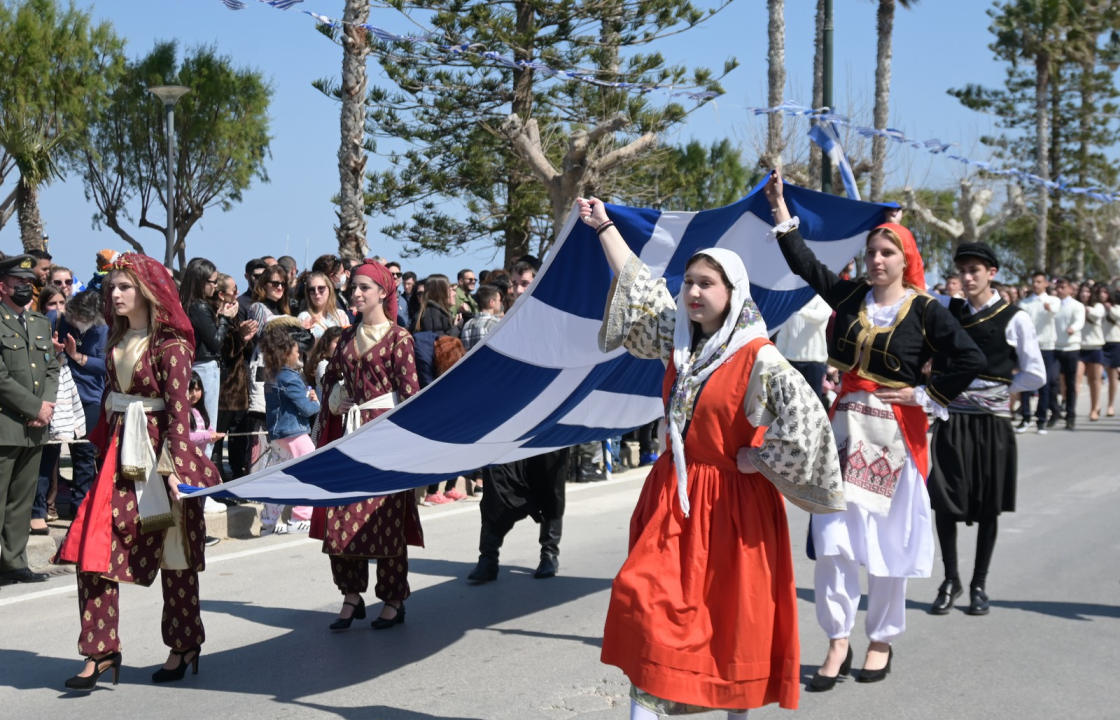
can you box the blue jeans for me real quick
[32,443,61,520]
[68,403,102,513]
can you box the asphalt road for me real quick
[1,416,1118,719]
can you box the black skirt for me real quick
[928,412,1016,522]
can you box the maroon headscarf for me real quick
[872,222,926,291]
[104,253,196,350]
[351,259,399,324]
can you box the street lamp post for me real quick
[148,85,190,268]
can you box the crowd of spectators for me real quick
[20,247,660,537]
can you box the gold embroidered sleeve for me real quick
[743,345,844,513]
[598,252,676,363]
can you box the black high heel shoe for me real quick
[151,647,200,683]
[856,646,892,683]
[808,645,852,691]
[329,597,367,631]
[65,651,122,691]
[370,602,405,630]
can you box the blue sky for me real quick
[1,0,1008,282]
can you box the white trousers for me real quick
[815,553,907,643]
[629,700,747,720]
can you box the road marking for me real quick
[0,473,644,608]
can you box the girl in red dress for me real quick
[56,253,222,689]
[310,260,423,631]
[579,197,844,718]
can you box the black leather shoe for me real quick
[467,557,498,585]
[151,646,200,683]
[370,602,405,630]
[855,646,892,683]
[808,645,852,691]
[929,578,963,615]
[967,586,990,616]
[533,555,559,579]
[329,597,366,631]
[0,567,49,585]
[65,651,122,691]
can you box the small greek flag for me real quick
[809,121,862,201]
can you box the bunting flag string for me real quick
[751,101,1120,204]
[216,1,720,101]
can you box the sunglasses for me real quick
[56,278,74,286]
[309,285,329,294]
[390,272,401,278]
[266,280,285,289]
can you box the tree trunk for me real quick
[16,177,45,252]
[1074,58,1092,281]
[808,0,825,188]
[504,0,536,268]
[764,0,785,170]
[870,0,895,202]
[1034,50,1050,272]
[335,0,371,262]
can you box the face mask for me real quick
[336,274,348,290]
[10,285,33,307]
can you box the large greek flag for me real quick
[182,180,887,505]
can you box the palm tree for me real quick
[870,0,919,202]
[764,0,786,170]
[989,0,1066,271]
[0,116,63,251]
[335,0,371,262]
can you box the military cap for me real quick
[0,254,38,279]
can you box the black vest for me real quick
[944,297,1019,384]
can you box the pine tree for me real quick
[315,0,733,266]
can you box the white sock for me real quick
[629,699,658,720]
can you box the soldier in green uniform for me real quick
[0,253,59,585]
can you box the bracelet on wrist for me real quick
[595,220,615,235]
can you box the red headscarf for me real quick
[103,253,196,350]
[873,222,925,291]
[351,259,399,324]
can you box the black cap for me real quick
[954,242,999,269]
[0,254,38,279]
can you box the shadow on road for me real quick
[0,557,611,715]
[987,598,1120,620]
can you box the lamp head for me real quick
[148,85,191,106]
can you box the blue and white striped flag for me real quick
[221,0,247,9]
[265,0,304,9]
[809,121,862,201]
[182,181,887,506]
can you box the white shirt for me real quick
[774,295,830,362]
[1105,305,1120,344]
[1019,292,1058,350]
[1081,303,1105,348]
[963,293,1045,394]
[1054,297,1085,351]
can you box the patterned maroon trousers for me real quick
[76,570,205,656]
[330,552,410,603]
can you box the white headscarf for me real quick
[667,248,769,516]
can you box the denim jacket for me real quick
[265,366,320,441]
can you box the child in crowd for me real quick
[305,326,343,404]
[260,326,320,534]
[188,372,225,546]
[305,326,343,444]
